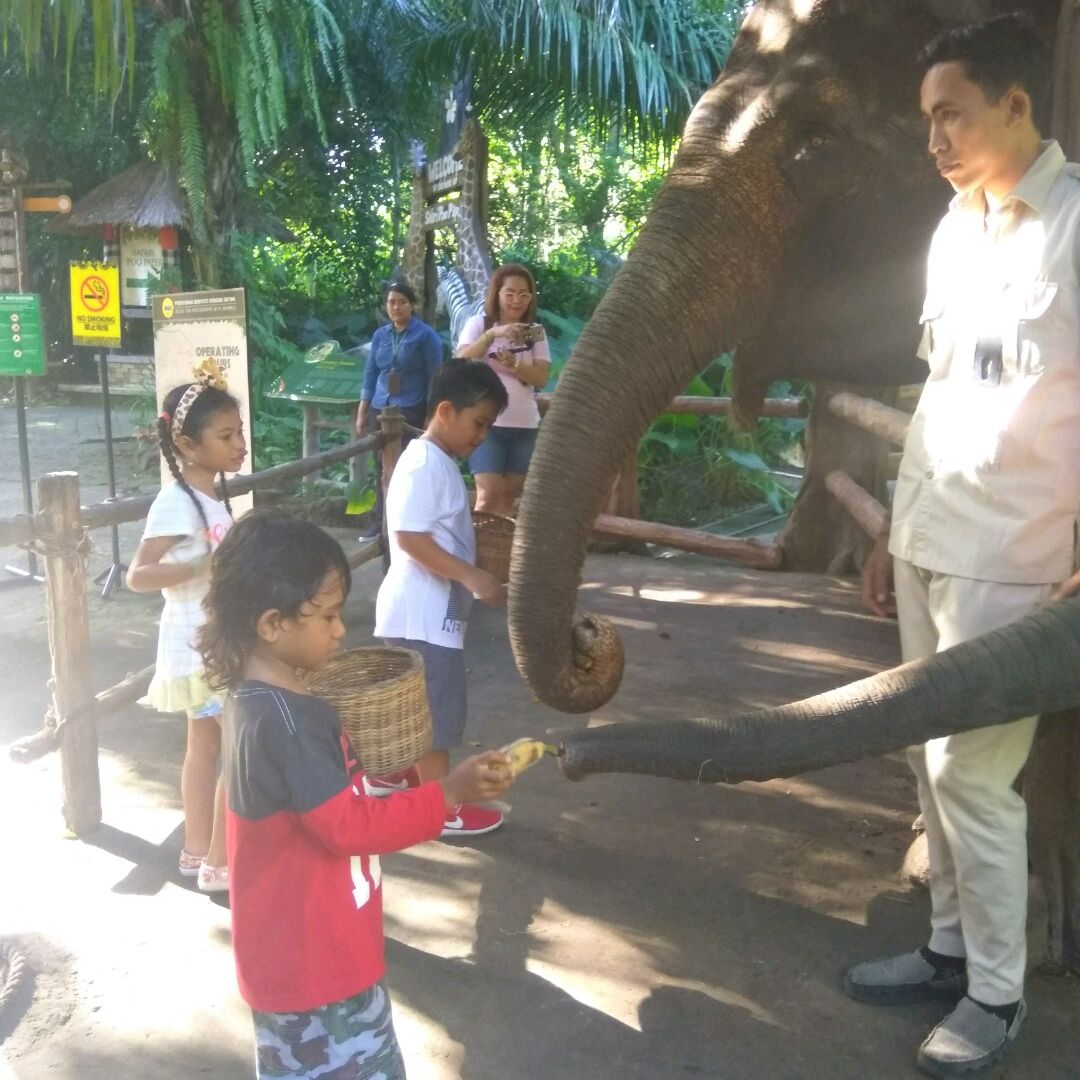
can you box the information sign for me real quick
[0,293,45,376]
[152,288,253,515]
[70,262,121,346]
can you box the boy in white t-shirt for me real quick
[373,359,510,836]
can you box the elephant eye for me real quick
[794,131,832,162]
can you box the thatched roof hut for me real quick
[51,161,184,233]
[52,158,295,241]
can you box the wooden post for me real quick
[301,404,320,490]
[779,382,894,574]
[826,391,910,447]
[39,471,101,835]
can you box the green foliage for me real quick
[0,41,146,372]
[638,357,807,526]
[6,0,783,527]
[409,0,740,146]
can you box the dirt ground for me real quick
[1,401,1079,1079]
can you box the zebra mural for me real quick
[436,264,486,348]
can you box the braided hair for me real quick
[157,383,239,549]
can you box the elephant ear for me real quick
[731,340,771,431]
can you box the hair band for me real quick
[168,358,229,442]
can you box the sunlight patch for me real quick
[519,900,785,1033]
[722,91,771,154]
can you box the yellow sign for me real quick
[70,262,121,347]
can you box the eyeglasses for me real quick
[499,289,532,300]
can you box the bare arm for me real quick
[455,326,496,359]
[504,354,551,388]
[127,535,205,593]
[455,323,529,360]
[1053,569,1080,602]
[860,530,895,617]
[354,399,370,437]
[395,531,506,606]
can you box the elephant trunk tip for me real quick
[512,611,626,715]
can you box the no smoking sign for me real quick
[80,275,111,311]
[70,262,121,346]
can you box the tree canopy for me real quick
[2,1,740,269]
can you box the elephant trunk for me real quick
[509,123,797,713]
[559,596,1080,781]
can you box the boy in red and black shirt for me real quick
[199,510,514,1079]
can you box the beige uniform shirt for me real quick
[890,141,1080,584]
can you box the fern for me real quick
[234,68,259,186]
[176,84,208,243]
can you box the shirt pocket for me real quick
[1013,281,1059,376]
[918,296,958,379]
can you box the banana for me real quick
[501,737,553,776]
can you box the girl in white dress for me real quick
[127,367,246,892]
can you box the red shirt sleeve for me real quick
[296,779,446,856]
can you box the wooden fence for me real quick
[821,390,912,541]
[5,415,399,835]
[534,391,802,569]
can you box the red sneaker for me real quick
[364,766,420,797]
[441,804,504,837]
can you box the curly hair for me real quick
[197,510,351,690]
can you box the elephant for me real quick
[506,0,1065,715]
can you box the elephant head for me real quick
[558,594,1080,783]
[509,0,1060,713]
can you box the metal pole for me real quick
[12,375,38,579]
[92,349,126,598]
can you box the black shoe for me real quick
[844,948,967,1005]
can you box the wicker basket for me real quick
[473,511,516,584]
[307,647,432,775]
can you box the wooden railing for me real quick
[823,391,912,541]
[535,392,804,569]
[4,414,404,836]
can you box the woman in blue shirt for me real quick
[354,281,444,538]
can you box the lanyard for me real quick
[389,327,408,367]
[387,326,407,395]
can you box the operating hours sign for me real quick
[70,262,121,347]
[0,293,45,376]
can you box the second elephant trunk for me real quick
[560,596,1080,782]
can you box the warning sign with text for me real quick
[70,262,121,347]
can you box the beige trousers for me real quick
[893,558,1053,1005]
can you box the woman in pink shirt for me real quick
[455,264,550,517]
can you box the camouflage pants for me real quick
[253,981,407,1079]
